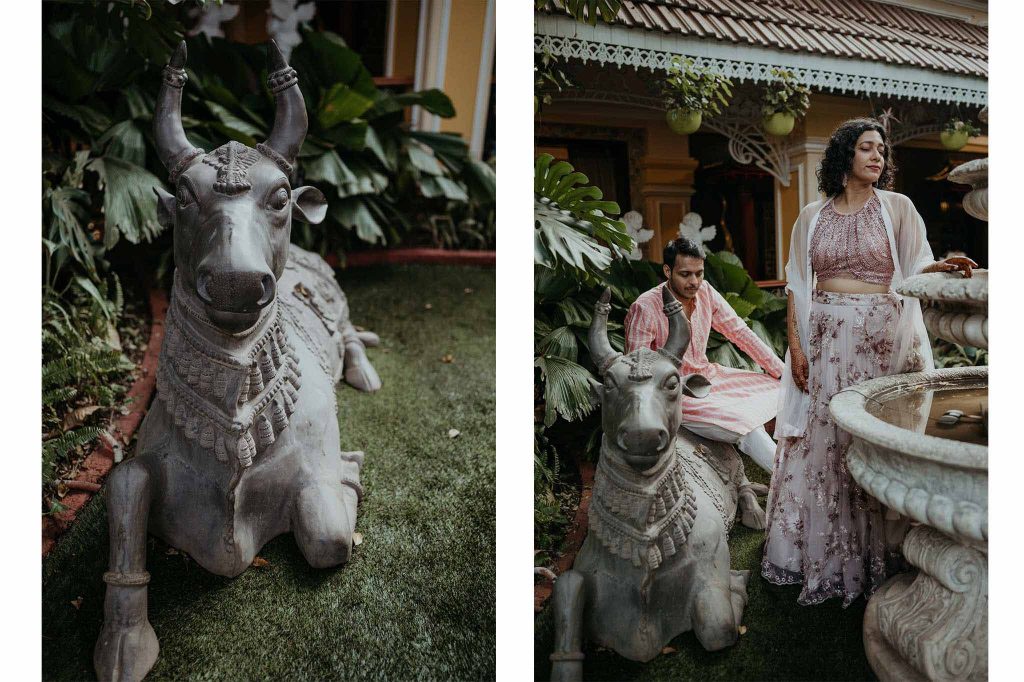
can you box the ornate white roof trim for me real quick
[535,15,987,106]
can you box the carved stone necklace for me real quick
[155,273,302,469]
[589,442,697,571]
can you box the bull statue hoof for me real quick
[344,341,382,393]
[94,617,158,682]
[550,288,751,678]
[94,40,380,680]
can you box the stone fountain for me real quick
[829,107,988,682]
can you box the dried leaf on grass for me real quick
[424,303,433,310]
[63,405,103,431]
[738,625,748,635]
[352,532,363,546]
[251,556,269,568]
[441,353,454,363]
[447,428,461,439]
[463,288,474,294]
[661,646,676,655]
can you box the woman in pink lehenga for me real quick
[762,118,977,606]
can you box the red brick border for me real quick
[326,248,496,268]
[534,456,596,612]
[41,288,168,558]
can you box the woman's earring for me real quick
[842,173,848,188]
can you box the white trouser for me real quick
[680,421,777,474]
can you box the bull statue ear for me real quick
[681,373,711,399]
[291,186,327,224]
[588,376,604,407]
[153,186,176,229]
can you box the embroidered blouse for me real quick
[809,195,894,286]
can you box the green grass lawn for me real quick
[43,264,496,681]
[534,456,876,681]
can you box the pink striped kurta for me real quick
[624,282,785,435]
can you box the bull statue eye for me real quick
[663,374,680,392]
[268,187,290,211]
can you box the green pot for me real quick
[666,108,702,135]
[940,128,970,151]
[762,112,796,136]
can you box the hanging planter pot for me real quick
[762,112,796,137]
[666,108,702,135]
[940,128,970,151]
[940,119,981,152]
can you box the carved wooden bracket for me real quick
[550,88,796,187]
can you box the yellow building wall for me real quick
[391,0,420,79]
[438,0,489,142]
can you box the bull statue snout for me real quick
[616,420,670,455]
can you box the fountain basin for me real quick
[830,366,987,551]
[830,366,988,681]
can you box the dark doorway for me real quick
[894,146,987,268]
[688,133,778,281]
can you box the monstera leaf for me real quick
[534,154,633,277]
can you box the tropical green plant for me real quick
[932,340,988,368]
[761,68,811,119]
[662,57,733,117]
[536,0,623,26]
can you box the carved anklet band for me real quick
[549,651,585,662]
[102,571,151,586]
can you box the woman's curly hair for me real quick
[817,118,897,197]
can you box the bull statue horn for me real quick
[659,285,691,368]
[259,39,307,175]
[588,288,621,376]
[154,41,204,182]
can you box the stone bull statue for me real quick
[549,288,767,681]
[93,41,381,681]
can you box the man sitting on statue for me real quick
[624,236,784,473]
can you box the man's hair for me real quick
[663,237,704,269]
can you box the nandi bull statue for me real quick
[93,41,382,681]
[549,288,767,681]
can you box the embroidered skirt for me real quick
[761,290,918,606]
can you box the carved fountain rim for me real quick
[829,366,987,472]
[897,271,988,306]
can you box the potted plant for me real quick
[761,68,810,137]
[940,119,982,151]
[662,56,733,135]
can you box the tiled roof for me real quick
[539,0,987,78]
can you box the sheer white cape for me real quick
[774,188,936,439]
